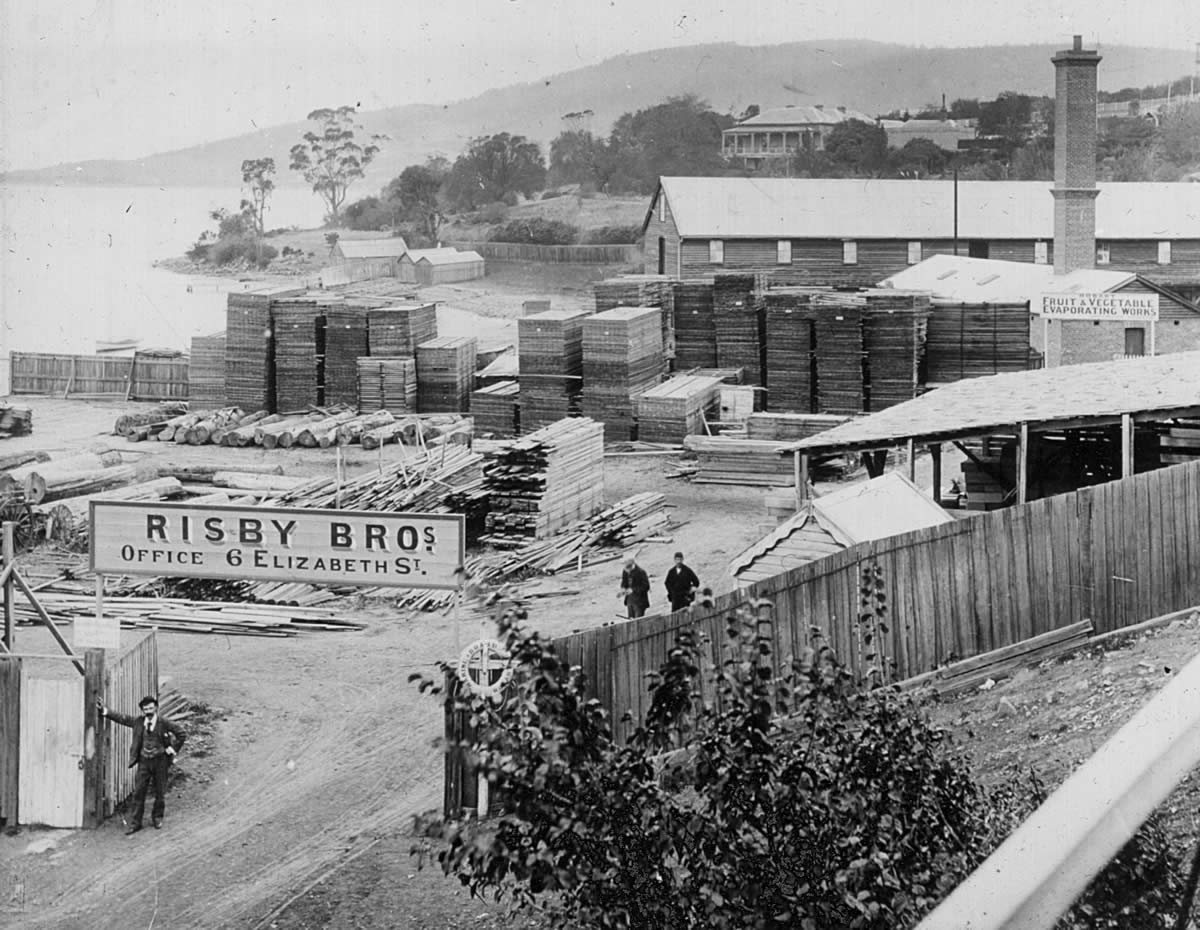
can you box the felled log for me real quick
[113,404,189,437]
[225,413,284,447]
[335,410,395,446]
[361,421,408,451]
[34,464,138,505]
[155,462,284,483]
[400,418,437,445]
[211,410,269,446]
[46,476,185,527]
[184,407,246,445]
[0,450,51,472]
[210,472,308,492]
[10,452,127,503]
[256,414,323,450]
[184,491,233,506]
[296,411,357,448]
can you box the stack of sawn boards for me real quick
[481,417,605,544]
[472,380,520,437]
[416,336,477,413]
[761,288,815,413]
[713,275,764,386]
[272,297,324,411]
[187,332,227,408]
[925,303,1033,384]
[682,435,796,487]
[357,358,417,413]
[518,309,587,432]
[673,280,717,369]
[594,275,676,359]
[861,290,932,411]
[580,306,664,441]
[634,375,723,444]
[225,285,304,411]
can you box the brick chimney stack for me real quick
[1052,35,1101,274]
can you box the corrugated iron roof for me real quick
[726,105,876,128]
[336,238,408,259]
[880,255,1135,302]
[401,247,461,263]
[415,250,484,266]
[655,178,1200,239]
[786,351,1200,455]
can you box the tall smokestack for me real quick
[1052,35,1101,274]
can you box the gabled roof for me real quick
[336,238,408,259]
[785,351,1200,456]
[881,255,1135,303]
[725,105,875,129]
[400,247,461,263]
[415,250,484,266]
[647,178,1200,240]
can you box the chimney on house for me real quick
[1052,34,1101,274]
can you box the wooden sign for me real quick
[89,501,464,590]
[1037,292,1159,321]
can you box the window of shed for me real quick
[777,240,792,264]
[907,241,922,264]
[842,241,858,265]
[709,240,725,264]
[1034,241,1049,264]
[1158,241,1172,264]
[1096,243,1111,265]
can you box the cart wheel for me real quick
[0,498,36,550]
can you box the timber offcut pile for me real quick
[925,303,1033,384]
[481,417,605,545]
[673,281,717,369]
[581,306,664,441]
[187,332,227,407]
[273,298,324,411]
[357,357,417,413]
[518,309,587,431]
[368,303,438,356]
[713,274,764,385]
[593,274,675,358]
[472,381,520,437]
[417,336,478,413]
[762,289,815,413]
[0,405,34,438]
[862,291,931,411]
[683,435,795,487]
[324,304,370,406]
[634,375,722,444]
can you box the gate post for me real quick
[82,649,105,829]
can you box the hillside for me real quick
[4,40,1193,189]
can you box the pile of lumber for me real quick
[960,452,1013,512]
[762,289,815,412]
[713,274,764,385]
[519,309,587,432]
[324,304,370,406]
[272,298,324,410]
[472,381,520,437]
[416,336,478,413]
[226,288,294,411]
[0,405,33,438]
[593,274,675,358]
[357,357,417,413]
[1162,419,1200,465]
[744,412,851,442]
[673,281,717,369]
[581,306,664,441]
[863,291,931,411]
[682,436,796,487]
[367,303,438,356]
[634,375,722,444]
[925,303,1033,384]
[812,305,866,415]
[481,418,605,544]
[187,332,226,407]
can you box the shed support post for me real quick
[2,524,12,652]
[906,438,916,482]
[930,443,942,501]
[1016,423,1029,505]
[1121,413,1134,478]
[798,454,810,504]
[83,649,106,829]
[861,450,888,478]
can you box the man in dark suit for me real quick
[96,694,187,835]
[664,551,701,612]
[619,558,651,618]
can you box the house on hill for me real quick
[721,105,876,170]
[640,177,1200,289]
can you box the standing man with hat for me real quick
[664,552,701,612]
[96,694,187,835]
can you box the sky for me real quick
[1,0,1197,171]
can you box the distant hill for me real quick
[4,40,1193,190]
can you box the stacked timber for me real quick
[593,274,675,358]
[367,303,437,356]
[581,306,664,441]
[226,286,302,410]
[0,405,33,438]
[863,291,932,411]
[713,274,763,385]
[472,381,520,437]
[272,298,324,411]
[762,289,815,412]
[187,332,227,407]
[673,281,717,369]
[518,309,587,432]
[417,336,478,413]
[682,436,796,487]
[323,303,370,406]
[812,304,866,415]
[960,446,1014,511]
[481,417,605,544]
[634,375,723,444]
[357,357,417,413]
[1162,419,1200,465]
[745,413,852,442]
[925,303,1033,384]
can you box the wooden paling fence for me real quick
[556,460,1200,744]
[10,352,189,400]
[99,632,159,816]
[445,241,639,265]
[0,660,17,824]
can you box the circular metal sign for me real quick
[456,638,513,699]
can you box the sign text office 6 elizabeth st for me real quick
[89,501,465,590]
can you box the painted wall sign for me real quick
[1037,292,1160,321]
[89,501,464,590]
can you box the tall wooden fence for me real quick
[556,460,1200,743]
[0,659,18,825]
[10,352,189,401]
[99,632,159,816]
[445,241,640,265]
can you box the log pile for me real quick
[673,281,718,369]
[581,306,664,441]
[762,289,815,412]
[925,303,1033,384]
[367,303,438,356]
[357,357,417,413]
[188,332,227,407]
[324,304,370,405]
[518,309,587,432]
[113,403,190,438]
[682,436,796,487]
[416,336,478,413]
[634,375,722,444]
[8,451,135,504]
[862,291,931,411]
[713,274,764,386]
[481,417,605,545]
[272,299,324,411]
[0,405,34,438]
[472,381,520,438]
[593,274,675,358]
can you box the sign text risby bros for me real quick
[90,502,464,590]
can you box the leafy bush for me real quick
[418,565,1188,929]
[343,196,393,231]
[489,218,579,245]
[540,189,567,201]
[478,202,509,224]
[209,237,277,268]
[580,225,642,245]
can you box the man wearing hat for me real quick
[96,694,187,835]
[664,552,701,612]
